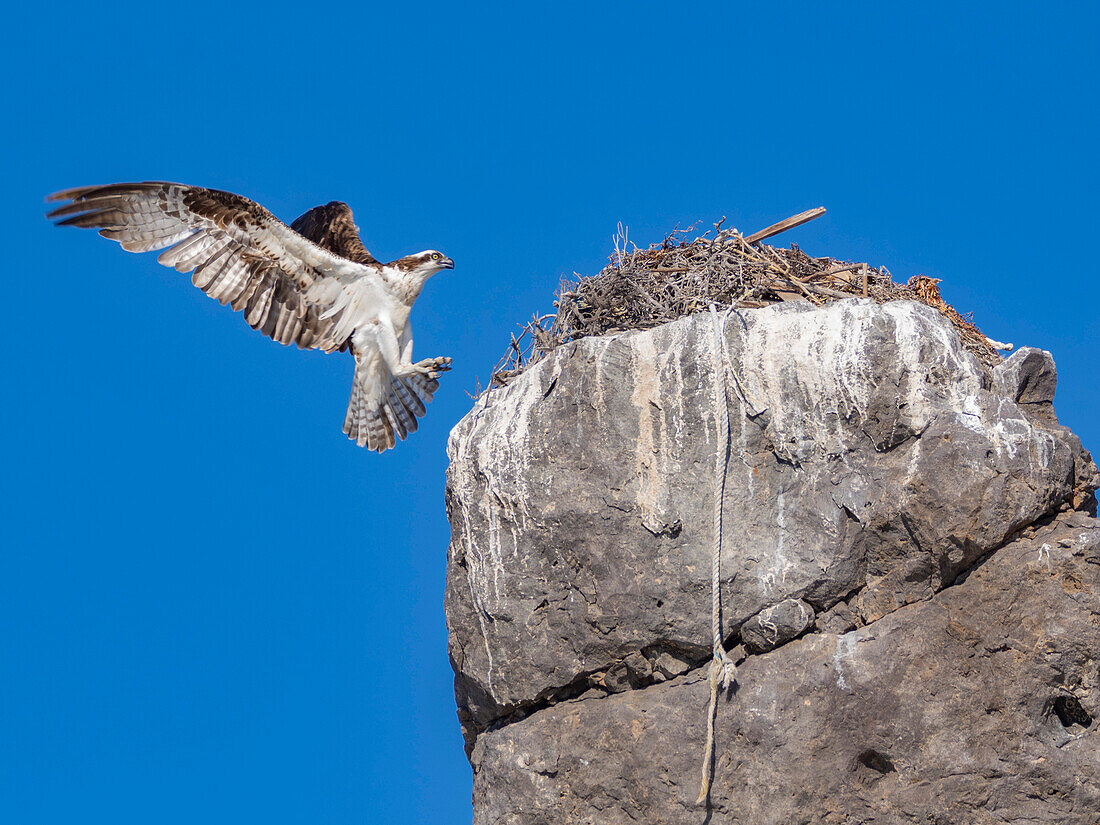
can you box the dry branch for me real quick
[744,207,826,244]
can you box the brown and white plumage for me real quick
[47,181,454,451]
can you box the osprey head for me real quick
[396,250,455,278]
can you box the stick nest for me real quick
[489,219,1002,389]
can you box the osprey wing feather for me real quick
[290,200,381,267]
[47,182,453,451]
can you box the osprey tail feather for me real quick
[343,363,442,453]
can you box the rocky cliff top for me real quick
[445,298,1098,824]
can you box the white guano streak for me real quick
[447,355,561,696]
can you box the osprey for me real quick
[47,182,454,452]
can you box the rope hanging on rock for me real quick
[696,304,739,807]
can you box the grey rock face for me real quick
[994,346,1059,404]
[740,598,815,653]
[470,513,1100,825]
[444,299,1099,822]
[992,348,1100,513]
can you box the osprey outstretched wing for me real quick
[47,182,453,452]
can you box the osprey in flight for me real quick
[47,182,454,452]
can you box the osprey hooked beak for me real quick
[441,256,455,270]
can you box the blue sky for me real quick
[3,2,1097,823]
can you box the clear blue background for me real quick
[4,2,1097,822]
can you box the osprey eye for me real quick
[431,253,440,260]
